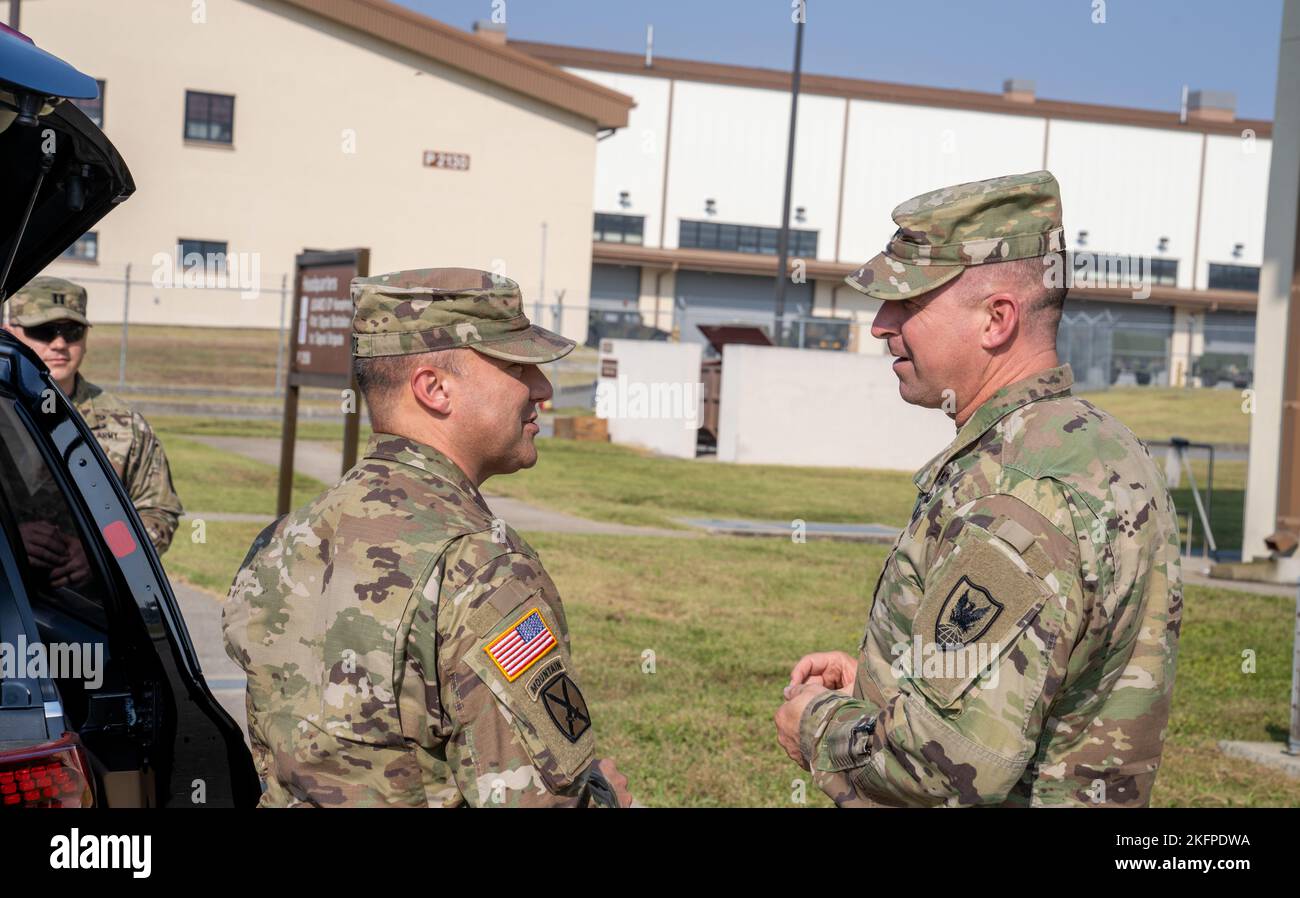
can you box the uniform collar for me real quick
[68,373,97,409]
[363,433,491,513]
[913,364,1074,493]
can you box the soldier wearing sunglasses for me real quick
[5,276,183,556]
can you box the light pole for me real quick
[773,1,805,346]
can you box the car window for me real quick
[0,400,110,632]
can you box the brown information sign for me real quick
[293,264,355,380]
[277,248,370,515]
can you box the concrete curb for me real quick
[1217,740,1300,778]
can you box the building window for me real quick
[1149,258,1178,286]
[60,232,98,262]
[184,91,235,144]
[679,220,818,257]
[178,238,228,272]
[70,80,105,128]
[594,213,645,245]
[1207,263,1260,292]
[1069,252,1177,287]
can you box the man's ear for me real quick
[410,364,454,416]
[981,292,1020,351]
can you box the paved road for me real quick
[170,580,248,742]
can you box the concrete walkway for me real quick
[1183,569,1298,598]
[170,580,248,741]
[195,435,345,485]
[679,517,900,544]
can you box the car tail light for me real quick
[0,733,94,808]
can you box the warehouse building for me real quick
[517,38,1270,388]
[17,0,631,338]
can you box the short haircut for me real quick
[958,251,1068,340]
[352,348,468,430]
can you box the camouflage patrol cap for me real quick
[846,170,1065,301]
[351,268,575,363]
[9,276,92,327]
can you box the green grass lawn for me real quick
[526,535,1300,808]
[1162,458,1245,556]
[165,520,270,596]
[1080,387,1253,446]
[1158,584,1300,806]
[160,435,326,593]
[83,324,285,390]
[164,435,326,515]
[154,414,369,444]
[490,438,920,530]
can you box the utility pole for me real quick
[1243,0,1300,582]
[537,222,547,324]
[773,1,805,346]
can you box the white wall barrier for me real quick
[716,345,954,470]
[596,339,703,459]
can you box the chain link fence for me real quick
[1058,310,1257,392]
[23,263,601,417]
[26,264,294,395]
[26,264,1259,403]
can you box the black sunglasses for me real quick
[24,322,87,344]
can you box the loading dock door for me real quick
[675,271,811,355]
[587,264,643,346]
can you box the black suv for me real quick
[0,24,257,807]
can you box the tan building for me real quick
[15,0,631,341]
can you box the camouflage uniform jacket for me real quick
[799,365,1183,807]
[69,375,183,554]
[224,434,599,807]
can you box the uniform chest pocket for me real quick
[463,597,595,791]
[904,526,1056,711]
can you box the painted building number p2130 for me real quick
[423,150,470,171]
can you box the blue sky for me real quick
[398,0,1284,120]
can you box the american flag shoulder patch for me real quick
[484,607,557,682]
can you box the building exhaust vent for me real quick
[472,20,507,45]
[1186,89,1236,123]
[1002,78,1035,103]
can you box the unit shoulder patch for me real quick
[935,576,1003,648]
[539,674,591,744]
[525,657,567,701]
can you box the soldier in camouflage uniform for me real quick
[774,171,1183,807]
[5,276,184,554]
[224,268,628,808]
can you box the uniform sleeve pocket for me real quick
[906,526,1053,710]
[463,601,595,791]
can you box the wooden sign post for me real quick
[276,248,369,517]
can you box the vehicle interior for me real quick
[0,25,258,808]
